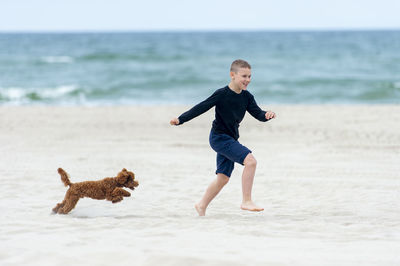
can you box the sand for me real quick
[0,105,399,266]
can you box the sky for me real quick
[1,0,400,32]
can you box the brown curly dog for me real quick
[52,168,139,214]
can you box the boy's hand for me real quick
[170,118,180,125]
[265,111,276,120]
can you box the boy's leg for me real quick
[241,153,264,212]
[195,173,229,216]
[208,130,262,213]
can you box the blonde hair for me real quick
[230,59,251,73]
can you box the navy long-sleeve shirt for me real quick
[178,86,268,140]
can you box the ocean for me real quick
[0,31,400,105]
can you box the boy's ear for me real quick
[230,71,235,79]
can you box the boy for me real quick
[170,59,276,216]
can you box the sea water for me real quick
[0,31,400,105]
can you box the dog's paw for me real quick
[112,196,123,203]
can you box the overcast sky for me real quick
[1,0,400,31]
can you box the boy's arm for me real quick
[247,94,275,122]
[173,89,223,125]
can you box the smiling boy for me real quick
[170,59,276,216]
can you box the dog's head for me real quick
[116,168,139,190]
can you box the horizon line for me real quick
[1,27,400,34]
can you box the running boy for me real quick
[170,59,276,216]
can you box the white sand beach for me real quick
[0,105,399,266]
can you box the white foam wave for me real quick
[2,87,25,100]
[41,56,74,64]
[0,85,79,104]
[40,85,78,98]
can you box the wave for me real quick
[79,53,185,62]
[41,56,74,64]
[392,81,400,90]
[1,79,399,105]
[0,85,81,104]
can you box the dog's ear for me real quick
[122,168,127,172]
[116,171,128,184]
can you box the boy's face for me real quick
[230,67,251,90]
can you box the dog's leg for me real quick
[112,187,131,197]
[110,188,131,203]
[53,190,71,213]
[58,192,80,214]
[120,188,131,197]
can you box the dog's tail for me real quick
[58,168,72,187]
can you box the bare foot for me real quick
[195,203,206,216]
[240,201,264,212]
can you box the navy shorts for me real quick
[209,130,252,177]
